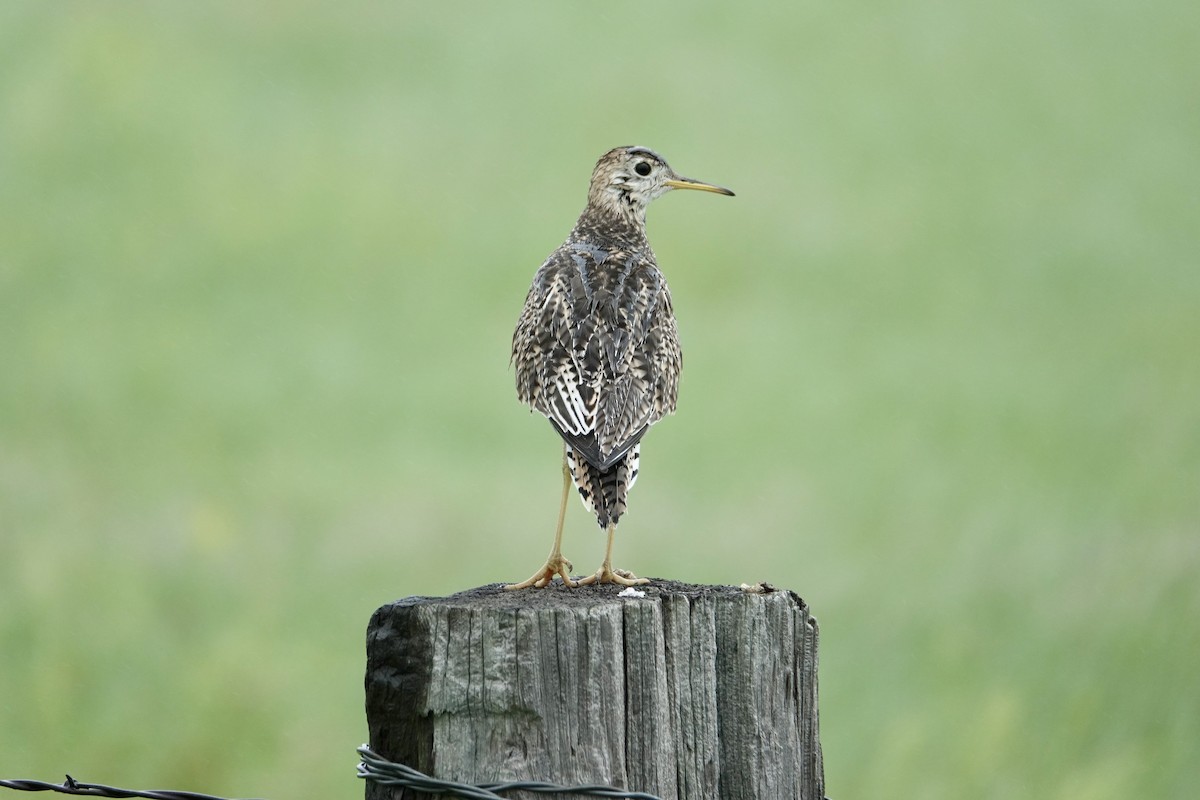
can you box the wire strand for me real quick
[355,746,666,799]
[0,776,263,800]
[2,746,666,800]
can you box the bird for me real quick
[506,146,733,590]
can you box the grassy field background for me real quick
[2,2,1198,798]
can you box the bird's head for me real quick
[586,146,734,223]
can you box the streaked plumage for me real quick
[507,146,733,589]
[512,224,677,526]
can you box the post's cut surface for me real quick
[364,580,823,800]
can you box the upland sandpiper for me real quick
[506,146,733,589]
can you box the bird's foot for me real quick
[576,564,650,587]
[504,553,578,590]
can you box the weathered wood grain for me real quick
[365,580,823,800]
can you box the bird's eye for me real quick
[634,161,652,177]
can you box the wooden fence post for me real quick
[364,580,824,800]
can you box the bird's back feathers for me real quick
[512,239,680,473]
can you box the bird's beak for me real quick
[664,177,735,197]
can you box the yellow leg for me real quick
[576,523,650,587]
[505,444,578,590]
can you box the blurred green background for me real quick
[2,1,1197,798]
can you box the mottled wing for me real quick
[512,248,594,437]
[576,253,679,466]
[512,244,681,470]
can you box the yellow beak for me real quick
[665,177,735,197]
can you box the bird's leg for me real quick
[576,523,650,587]
[505,445,578,590]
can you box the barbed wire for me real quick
[356,746,665,799]
[0,775,261,800]
[2,746,664,800]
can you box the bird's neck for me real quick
[570,201,649,250]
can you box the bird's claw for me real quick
[576,565,650,587]
[504,554,577,590]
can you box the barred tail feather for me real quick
[565,445,641,528]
